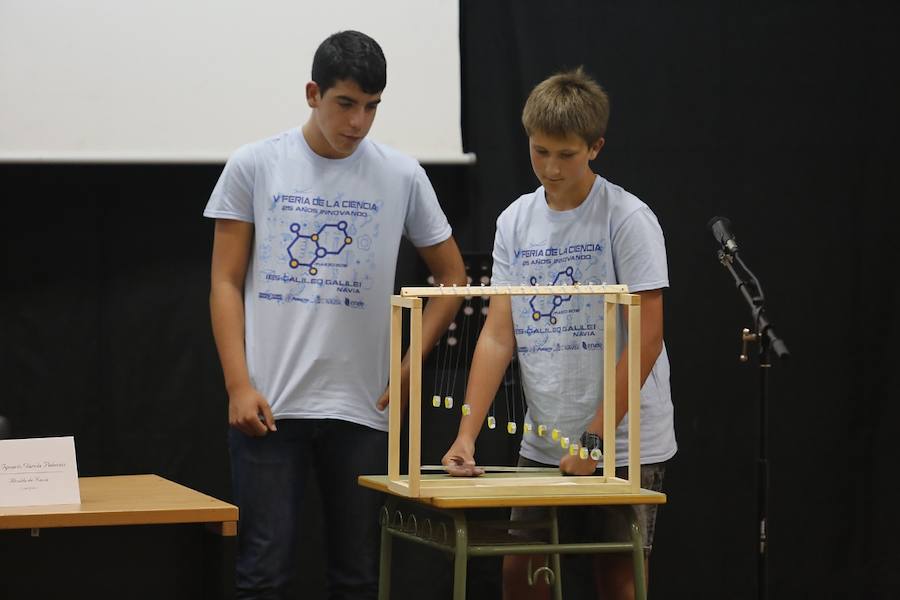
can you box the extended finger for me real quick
[443,461,484,477]
[260,404,277,432]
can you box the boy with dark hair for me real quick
[311,29,386,96]
[442,67,676,599]
[206,30,465,599]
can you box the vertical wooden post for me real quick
[603,295,617,478]
[388,298,402,483]
[407,298,423,496]
[627,300,641,492]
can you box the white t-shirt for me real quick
[204,128,452,431]
[491,175,677,466]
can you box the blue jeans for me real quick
[229,419,387,600]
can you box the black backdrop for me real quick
[2,1,899,598]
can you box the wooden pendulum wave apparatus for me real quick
[387,282,643,499]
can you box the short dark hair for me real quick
[311,30,387,95]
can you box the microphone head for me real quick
[707,216,738,252]
[707,215,731,231]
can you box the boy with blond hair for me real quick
[442,68,676,599]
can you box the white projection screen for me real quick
[0,1,472,163]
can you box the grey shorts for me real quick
[509,456,666,554]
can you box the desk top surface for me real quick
[0,474,238,533]
[358,474,667,509]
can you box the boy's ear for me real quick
[589,137,605,160]
[306,81,321,108]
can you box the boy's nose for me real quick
[348,109,365,130]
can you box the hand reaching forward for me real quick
[441,437,484,477]
[558,453,600,476]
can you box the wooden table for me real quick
[359,473,665,600]
[0,474,238,536]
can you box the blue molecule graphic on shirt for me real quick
[287,221,353,275]
[529,266,577,325]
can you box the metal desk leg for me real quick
[630,508,647,600]
[549,507,563,600]
[378,499,397,600]
[452,510,469,600]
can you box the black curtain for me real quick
[458,1,900,598]
[2,2,899,598]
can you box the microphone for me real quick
[708,216,739,254]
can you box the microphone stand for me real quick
[715,248,789,600]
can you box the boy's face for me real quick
[305,79,382,158]
[528,131,603,199]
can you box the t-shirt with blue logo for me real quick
[204,128,452,431]
[491,175,676,466]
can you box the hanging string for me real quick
[431,323,444,405]
[554,285,570,447]
[558,280,583,457]
[462,295,482,403]
[559,319,572,455]
[477,294,495,427]
[451,297,472,403]
[460,297,476,416]
[427,277,442,406]
[502,359,511,424]
[500,298,516,433]
[503,308,517,434]
[438,321,457,403]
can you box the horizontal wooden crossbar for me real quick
[386,475,636,499]
[390,295,423,309]
[400,284,629,297]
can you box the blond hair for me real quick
[522,67,609,145]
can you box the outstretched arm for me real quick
[442,295,516,476]
[210,219,276,436]
[376,236,467,411]
[560,289,664,475]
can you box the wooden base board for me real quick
[388,475,640,498]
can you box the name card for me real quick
[0,436,81,507]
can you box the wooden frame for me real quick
[388,284,642,498]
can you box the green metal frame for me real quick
[377,497,646,600]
